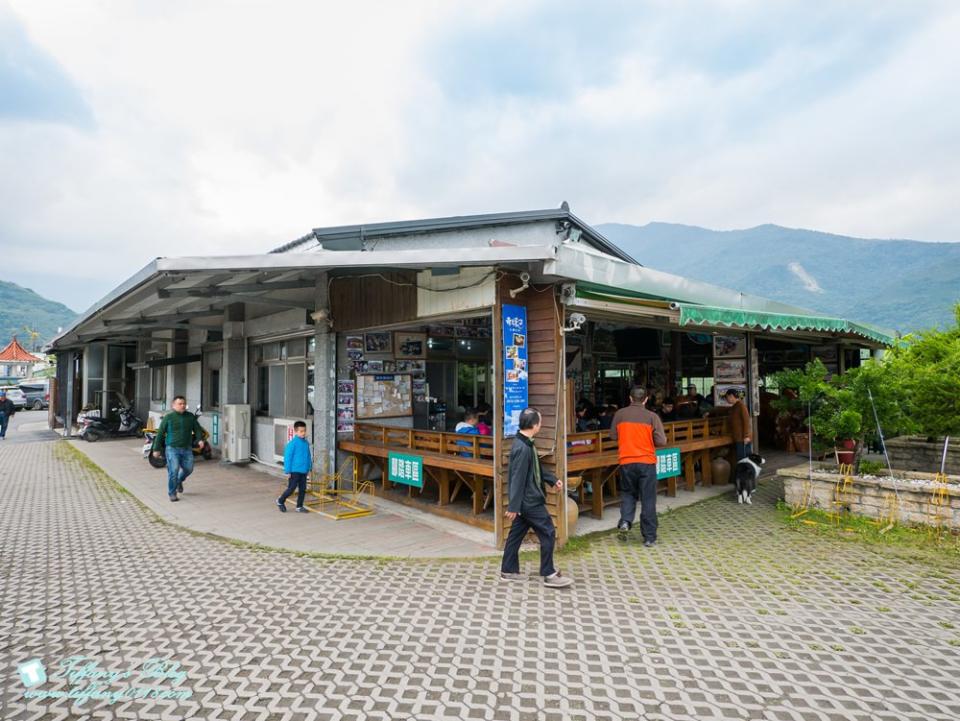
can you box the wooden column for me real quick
[494,274,568,548]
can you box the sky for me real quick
[2,0,959,312]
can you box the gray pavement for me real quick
[2,439,960,720]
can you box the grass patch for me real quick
[777,501,960,564]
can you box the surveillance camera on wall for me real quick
[561,312,586,334]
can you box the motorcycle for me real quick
[79,404,145,442]
[142,405,213,468]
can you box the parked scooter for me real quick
[141,405,213,468]
[79,404,145,442]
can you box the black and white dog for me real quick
[734,453,765,504]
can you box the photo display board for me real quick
[502,304,529,436]
[356,373,413,419]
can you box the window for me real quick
[256,366,269,414]
[253,336,311,418]
[209,369,221,408]
[151,366,166,402]
[204,350,222,409]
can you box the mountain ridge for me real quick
[0,280,79,350]
[596,222,960,333]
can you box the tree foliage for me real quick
[772,304,960,445]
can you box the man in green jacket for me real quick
[152,395,205,502]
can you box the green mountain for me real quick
[597,223,960,334]
[0,280,78,351]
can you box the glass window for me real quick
[208,369,220,409]
[287,338,306,359]
[269,365,286,417]
[256,366,270,414]
[150,367,166,402]
[262,343,280,361]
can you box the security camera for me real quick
[561,312,586,335]
[508,271,532,298]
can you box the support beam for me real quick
[103,308,223,325]
[157,280,316,297]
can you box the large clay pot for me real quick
[711,456,731,485]
[566,475,581,533]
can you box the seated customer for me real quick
[455,408,481,457]
[575,401,599,432]
[658,398,678,423]
[475,403,493,436]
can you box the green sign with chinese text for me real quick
[388,451,424,488]
[656,447,682,479]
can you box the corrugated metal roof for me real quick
[271,206,640,265]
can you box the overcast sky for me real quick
[3,1,959,312]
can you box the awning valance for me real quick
[675,303,894,346]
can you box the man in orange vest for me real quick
[610,386,667,546]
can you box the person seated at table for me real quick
[575,401,599,432]
[455,408,481,457]
[597,404,617,430]
[658,397,678,423]
[475,403,493,436]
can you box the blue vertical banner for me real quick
[502,304,529,436]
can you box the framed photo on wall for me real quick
[394,331,426,359]
[713,334,746,358]
[364,331,392,355]
[714,358,747,383]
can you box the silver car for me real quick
[0,386,27,409]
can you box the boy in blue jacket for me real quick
[276,421,312,513]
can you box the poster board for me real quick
[356,373,413,419]
[502,304,528,436]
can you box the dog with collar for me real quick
[734,453,765,504]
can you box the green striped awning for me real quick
[675,304,894,346]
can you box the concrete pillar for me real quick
[222,304,246,405]
[313,274,336,477]
[62,350,76,438]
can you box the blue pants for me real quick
[619,462,658,542]
[165,447,194,496]
[0,411,7,438]
[501,504,557,577]
[735,441,753,462]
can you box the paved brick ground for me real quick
[2,440,960,721]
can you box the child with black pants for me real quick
[277,421,312,513]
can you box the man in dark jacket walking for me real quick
[0,390,16,440]
[500,407,573,588]
[152,395,205,502]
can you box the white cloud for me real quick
[2,0,959,312]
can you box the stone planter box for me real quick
[778,463,960,530]
[886,436,960,475]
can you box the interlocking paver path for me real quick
[2,440,960,721]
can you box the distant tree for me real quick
[883,303,960,438]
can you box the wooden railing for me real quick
[567,417,730,456]
[352,422,495,462]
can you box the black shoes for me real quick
[177,481,184,493]
[644,539,657,548]
[169,494,178,502]
[276,498,287,513]
[295,507,309,513]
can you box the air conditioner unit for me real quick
[222,404,251,463]
[273,418,312,462]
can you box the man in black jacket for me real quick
[500,407,574,588]
[0,390,16,440]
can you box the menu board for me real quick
[356,373,413,419]
[502,304,529,436]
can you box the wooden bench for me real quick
[339,423,495,515]
[567,418,734,519]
